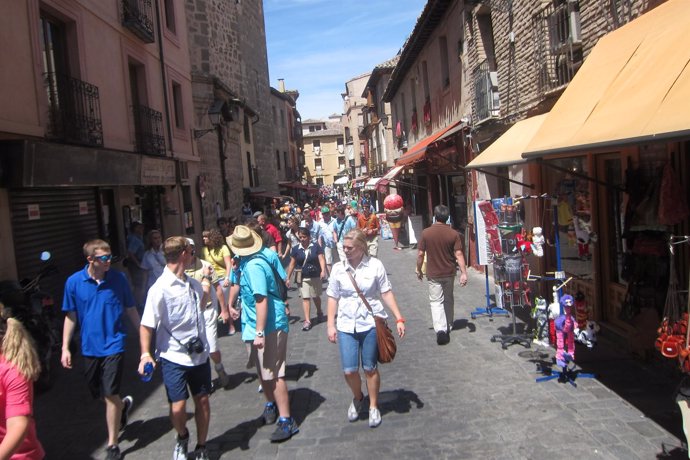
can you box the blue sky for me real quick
[264,0,428,121]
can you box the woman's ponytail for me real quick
[0,305,41,381]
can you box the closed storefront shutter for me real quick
[9,188,100,305]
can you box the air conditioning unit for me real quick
[568,1,582,46]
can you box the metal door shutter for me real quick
[9,188,99,304]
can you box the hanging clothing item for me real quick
[395,120,402,138]
[411,109,418,134]
[423,99,431,126]
[659,162,689,226]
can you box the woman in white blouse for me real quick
[326,229,405,428]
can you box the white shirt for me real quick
[142,248,166,290]
[326,255,391,333]
[142,267,209,366]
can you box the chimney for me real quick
[278,78,285,92]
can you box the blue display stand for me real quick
[471,270,509,319]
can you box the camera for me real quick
[184,337,204,355]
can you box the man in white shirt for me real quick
[139,236,213,460]
[319,206,336,275]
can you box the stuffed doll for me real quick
[555,294,576,367]
[548,290,561,346]
[516,231,532,255]
[575,320,599,349]
[574,291,589,329]
[531,227,545,257]
[531,296,549,346]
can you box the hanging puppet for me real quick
[555,294,576,367]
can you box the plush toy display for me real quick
[555,294,576,367]
[531,227,545,257]
[516,232,532,255]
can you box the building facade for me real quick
[383,0,472,230]
[0,0,197,299]
[464,0,688,354]
[270,79,303,184]
[341,74,369,183]
[301,119,345,187]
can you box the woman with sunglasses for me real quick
[326,229,405,428]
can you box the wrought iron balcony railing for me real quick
[45,73,103,147]
[473,60,500,123]
[132,104,165,155]
[122,0,155,43]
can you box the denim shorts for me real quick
[160,358,212,403]
[337,327,377,373]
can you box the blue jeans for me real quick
[337,328,377,373]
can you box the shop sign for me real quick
[141,157,176,185]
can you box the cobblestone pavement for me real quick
[36,238,686,459]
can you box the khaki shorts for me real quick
[245,330,288,381]
[203,305,219,353]
[300,277,322,299]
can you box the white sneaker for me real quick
[368,407,381,428]
[347,397,364,422]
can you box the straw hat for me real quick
[228,225,263,256]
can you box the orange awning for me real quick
[524,0,690,157]
[466,114,548,168]
[382,165,404,181]
[395,121,463,166]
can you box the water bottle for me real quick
[141,362,154,382]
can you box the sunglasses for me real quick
[92,254,113,263]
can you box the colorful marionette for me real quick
[531,227,545,257]
[555,294,576,367]
[531,296,549,346]
[516,231,532,255]
[548,290,560,346]
[575,320,600,349]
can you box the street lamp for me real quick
[380,114,389,129]
[193,99,227,139]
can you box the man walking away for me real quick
[227,225,298,443]
[61,239,141,460]
[139,236,214,460]
[416,205,468,345]
[357,206,380,258]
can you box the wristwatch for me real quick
[256,330,265,338]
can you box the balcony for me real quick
[132,105,165,155]
[45,73,103,147]
[533,0,583,95]
[473,60,500,123]
[122,0,155,43]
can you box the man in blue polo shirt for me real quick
[61,239,141,460]
[227,225,297,443]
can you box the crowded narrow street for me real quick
[35,238,683,459]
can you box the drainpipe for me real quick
[154,0,174,154]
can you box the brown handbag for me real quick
[346,271,397,363]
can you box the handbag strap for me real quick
[346,269,374,316]
[300,247,310,268]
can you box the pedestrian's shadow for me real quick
[207,388,325,457]
[214,371,258,392]
[377,388,424,416]
[452,319,476,333]
[285,362,318,381]
[120,415,180,456]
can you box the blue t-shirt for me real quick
[231,248,288,341]
[62,266,135,357]
[333,215,357,243]
[126,234,145,261]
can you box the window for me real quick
[163,0,176,34]
[439,36,450,88]
[421,61,430,100]
[272,105,276,123]
[171,81,184,129]
[39,13,70,77]
[182,185,194,234]
[312,140,321,154]
[338,156,346,169]
[283,151,288,172]
[280,109,285,127]
[309,126,315,132]
[316,177,324,186]
[410,77,417,112]
[314,158,322,170]
[243,114,251,144]
[246,151,254,187]
[276,150,281,170]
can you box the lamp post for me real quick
[194,99,231,210]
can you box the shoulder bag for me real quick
[346,270,396,363]
[294,247,309,285]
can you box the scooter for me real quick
[0,251,59,391]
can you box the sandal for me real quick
[302,321,312,331]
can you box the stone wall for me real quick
[185,0,275,225]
